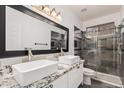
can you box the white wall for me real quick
[83,12,121,31]
[0,5,83,66]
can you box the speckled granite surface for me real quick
[0,60,84,88]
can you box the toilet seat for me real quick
[83,68,95,86]
[83,68,95,75]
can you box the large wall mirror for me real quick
[0,5,69,58]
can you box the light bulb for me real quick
[43,5,50,15]
[50,8,57,17]
[56,12,62,21]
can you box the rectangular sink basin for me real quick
[59,55,80,65]
[12,60,58,86]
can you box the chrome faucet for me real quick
[25,48,33,62]
[60,48,64,56]
[54,47,64,59]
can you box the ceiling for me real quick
[68,5,121,21]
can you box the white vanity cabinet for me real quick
[45,74,68,88]
[68,63,83,88]
[44,63,84,88]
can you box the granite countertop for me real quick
[0,60,84,88]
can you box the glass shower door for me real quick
[96,35,119,76]
[82,26,99,71]
[82,22,120,76]
[83,37,97,69]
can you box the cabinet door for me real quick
[45,74,68,88]
[68,64,83,88]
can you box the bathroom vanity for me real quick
[0,60,84,88]
[45,62,84,88]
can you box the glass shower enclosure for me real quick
[81,22,121,77]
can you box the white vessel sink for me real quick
[12,60,58,86]
[59,55,80,65]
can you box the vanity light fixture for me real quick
[50,8,57,17]
[56,12,62,21]
[32,5,62,21]
[42,5,51,15]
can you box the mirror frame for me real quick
[0,5,69,58]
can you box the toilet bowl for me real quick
[82,68,95,86]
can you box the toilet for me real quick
[82,68,95,86]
